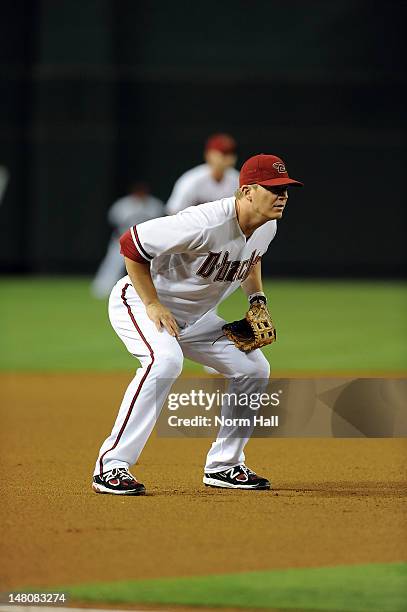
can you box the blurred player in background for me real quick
[0,165,9,206]
[91,182,164,298]
[166,133,239,214]
[167,134,239,373]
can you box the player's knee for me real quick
[240,353,270,380]
[153,346,184,378]
[257,355,271,379]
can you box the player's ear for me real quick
[241,184,252,200]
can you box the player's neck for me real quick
[235,198,266,238]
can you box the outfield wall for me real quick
[0,1,405,277]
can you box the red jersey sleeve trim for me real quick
[131,226,153,260]
[119,229,149,264]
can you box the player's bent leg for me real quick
[93,280,183,494]
[203,350,270,471]
[180,313,271,490]
[94,346,182,474]
[202,356,271,491]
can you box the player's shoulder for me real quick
[113,195,130,205]
[177,196,235,227]
[148,195,165,208]
[110,195,132,209]
[175,164,211,184]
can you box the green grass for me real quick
[57,563,407,611]
[1,277,406,372]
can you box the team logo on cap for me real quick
[272,162,286,173]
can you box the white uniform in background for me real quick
[166,164,239,214]
[166,159,239,374]
[94,197,276,478]
[91,193,164,298]
[0,166,9,206]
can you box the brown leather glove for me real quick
[222,301,277,353]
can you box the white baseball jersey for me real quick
[0,166,9,206]
[108,194,164,233]
[120,197,277,326]
[166,164,239,215]
[91,193,165,298]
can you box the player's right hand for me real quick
[146,302,179,337]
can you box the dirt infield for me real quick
[0,372,406,591]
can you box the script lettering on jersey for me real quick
[196,250,261,283]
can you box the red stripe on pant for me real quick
[99,283,155,476]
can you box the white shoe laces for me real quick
[104,467,134,482]
[221,465,252,481]
[241,464,256,476]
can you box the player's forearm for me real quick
[240,260,263,297]
[124,257,160,306]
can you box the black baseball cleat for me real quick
[92,467,146,495]
[203,464,271,490]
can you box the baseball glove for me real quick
[222,302,277,353]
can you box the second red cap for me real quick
[205,133,237,155]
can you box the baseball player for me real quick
[0,165,9,206]
[166,133,239,214]
[91,182,164,298]
[92,154,302,495]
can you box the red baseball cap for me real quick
[205,133,237,155]
[239,154,303,188]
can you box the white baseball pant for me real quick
[94,279,270,477]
